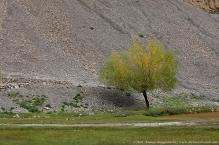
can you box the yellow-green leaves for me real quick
[99,37,178,93]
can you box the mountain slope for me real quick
[0,0,219,98]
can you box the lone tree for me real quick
[99,37,178,109]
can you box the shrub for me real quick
[33,96,45,106]
[144,106,219,117]
[46,104,51,108]
[138,34,144,37]
[9,107,15,112]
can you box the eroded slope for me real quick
[0,0,219,98]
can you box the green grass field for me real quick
[0,126,218,145]
[0,108,218,145]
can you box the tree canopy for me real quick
[99,37,178,108]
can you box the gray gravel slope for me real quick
[0,0,218,102]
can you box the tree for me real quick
[99,37,178,109]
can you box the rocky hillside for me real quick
[0,0,219,112]
[184,0,219,13]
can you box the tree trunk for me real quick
[143,91,149,109]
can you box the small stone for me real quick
[0,87,6,92]
[14,85,19,89]
[43,107,50,110]
[89,112,94,115]
[13,114,20,119]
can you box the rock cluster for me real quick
[0,83,29,92]
[0,78,73,92]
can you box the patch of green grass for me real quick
[0,126,218,145]
[61,93,87,111]
[163,97,186,107]
[152,93,210,108]
[0,112,171,124]
[6,92,22,99]
[0,106,218,125]
[5,93,47,113]
[73,93,84,102]
[9,107,14,112]
[144,106,219,117]
[20,95,46,113]
[32,96,45,106]
[190,93,205,100]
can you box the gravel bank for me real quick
[1,122,219,127]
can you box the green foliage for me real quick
[138,34,144,37]
[9,107,14,112]
[99,37,178,93]
[6,93,47,113]
[163,97,186,107]
[46,104,51,108]
[126,92,131,96]
[107,86,112,89]
[73,93,84,102]
[144,107,188,117]
[33,96,45,106]
[7,92,22,99]
[61,93,87,111]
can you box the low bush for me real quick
[7,93,46,113]
[144,106,219,117]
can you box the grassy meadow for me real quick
[0,126,218,145]
[0,93,218,145]
[0,108,218,145]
